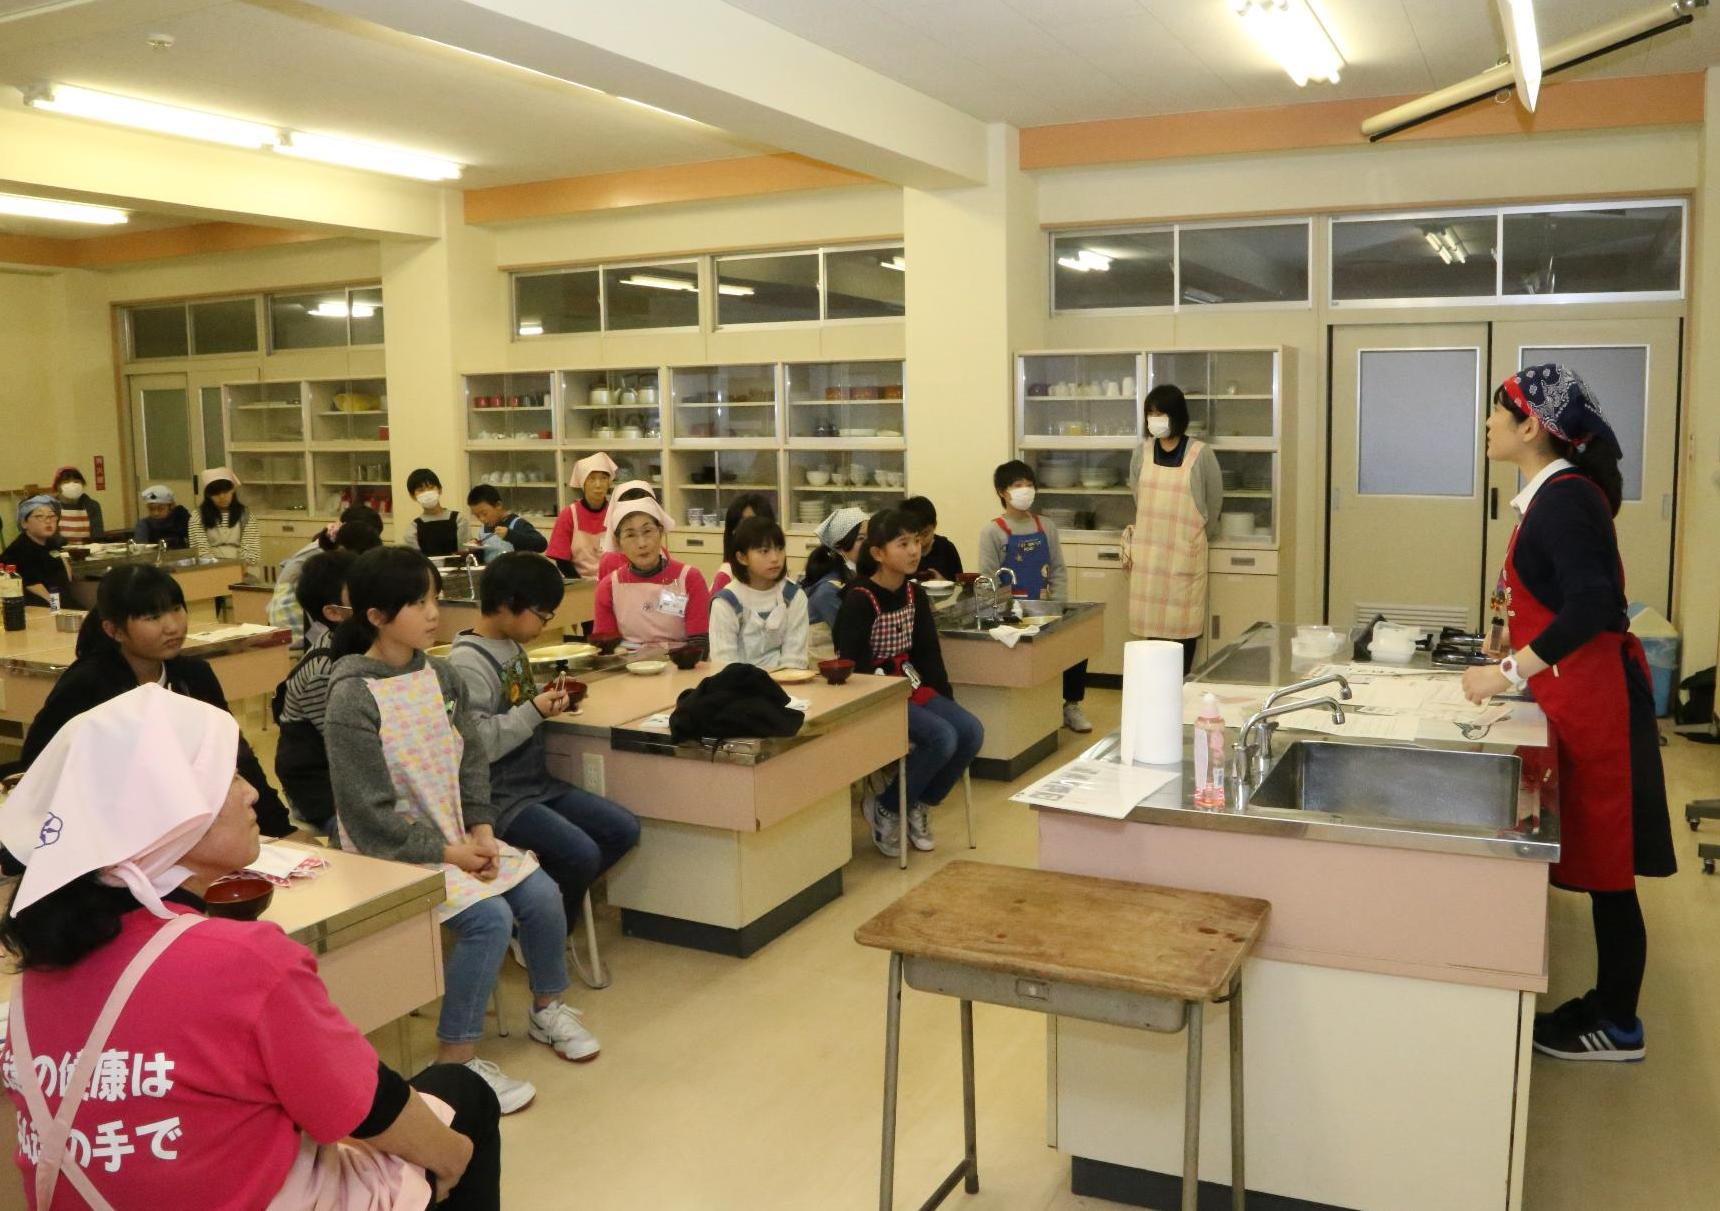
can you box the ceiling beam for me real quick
[0,223,342,270]
[303,0,991,189]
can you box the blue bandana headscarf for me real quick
[16,494,58,530]
[1500,364,1621,458]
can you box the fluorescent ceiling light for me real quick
[307,300,377,319]
[880,255,906,272]
[0,192,128,225]
[1230,0,1344,87]
[276,131,461,181]
[1056,249,1113,273]
[621,273,753,297]
[23,82,279,148]
[1497,0,1543,112]
[1423,229,1468,265]
[517,321,545,337]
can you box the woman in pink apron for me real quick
[546,452,616,579]
[0,685,501,1209]
[591,497,711,654]
[1463,365,1675,1063]
[1121,384,1226,674]
[323,548,597,1119]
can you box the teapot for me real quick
[618,387,638,408]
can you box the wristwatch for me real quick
[1499,654,1529,691]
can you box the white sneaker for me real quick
[862,793,902,859]
[509,937,525,969]
[528,1000,601,1063]
[1063,702,1093,733]
[463,1057,536,1114]
[906,803,935,851]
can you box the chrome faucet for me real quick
[1263,672,1352,714]
[1229,697,1348,809]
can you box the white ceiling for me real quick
[721,0,1720,127]
[0,0,766,190]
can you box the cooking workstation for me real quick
[1023,621,1557,1211]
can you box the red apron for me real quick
[1505,472,1649,892]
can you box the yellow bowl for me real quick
[334,392,382,413]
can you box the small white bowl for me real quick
[806,469,831,486]
[626,660,669,676]
[921,579,956,597]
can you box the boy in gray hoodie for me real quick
[446,553,641,933]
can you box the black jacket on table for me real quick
[832,576,953,700]
[1511,475,1629,667]
[20,643,294,836]
[0,533,70,607]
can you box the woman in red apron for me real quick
[1463,364,1675,1062]
[547,452,616,579]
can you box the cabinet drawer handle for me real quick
[1229,556,1256,568]
[1097,551,1121,562]
[685,538,705,547]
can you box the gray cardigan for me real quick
[323,651,496,864]
[1127,439,1225,541]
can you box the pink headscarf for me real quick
[0,685,238,919]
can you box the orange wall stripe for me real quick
[1020,72,1705,172]
[464,152,875,225]
[0,223,332,270]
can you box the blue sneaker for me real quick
[1534,1001,1645,1062]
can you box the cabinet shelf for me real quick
[567,403,662,412]
[234,402,302,411]
[1038,486,1132,495]
[794,484,906,493]
[315,410,388,418]
[1186,394,1273,401]
[1222,489,1273,499]
[674,401,778,409]
[1024,394,1136,403]
[676,481,778,491]
[787,398,903,407]
[471,405,553,413]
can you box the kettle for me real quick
[589,386,610,408]
[618,387,638,408]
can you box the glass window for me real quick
[270,291,350,350]
[825,245,905,319]
[129,305,189,359]
[514,270,600,337]
[1503,205,1682,297]
[140,388,193,480]
[1357,349,1479,497]
[1521,346,1648,502]
[200,386,226,469]
[1331,215,1498,301]
[602,261,699,331]
[1052,230,1174,311]
[189,299,258,355]
[1179,224,1309,304]
[349,286,385,345]
[715,252,820,325]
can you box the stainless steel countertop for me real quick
[1029,623,1560,864]
[933,595,1105,643]
[69,552,247,582]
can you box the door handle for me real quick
[1489,487,1499,521]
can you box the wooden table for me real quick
[939,601,1105,780]
[855,861,1268,1211]
[544,663,910,956]
[66,554,247,622]
[0,616,291,731]
[0,843,445,1211]
[230,580,272,626]
[435,578,594,642]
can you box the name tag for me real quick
[657,588,689,618]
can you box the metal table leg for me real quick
[898,755,910,870]
[962,771,976,849]
[881,953,904,1211]
[1229,976,1245,1211]
[961,999,979,1194]
[1182,1000,1204,1211]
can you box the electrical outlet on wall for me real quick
[582,751,605,796]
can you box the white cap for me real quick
[140,484,175,505]
[1198,692,1223,719]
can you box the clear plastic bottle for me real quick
[1193,691,1227,808]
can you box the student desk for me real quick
[229,580,272,626]
[64,552,247,622]
[0,843,446,1211]
[434,578,594,642]
[544,663,910,957]
[0,617,291,733]
[937,598,1105,780]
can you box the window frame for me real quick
[1048,218,1314,317]
[712,248,825,330]
[599,257,703,335]
[815,241,907,327]
[1327,198,1687,309]
[510,266,603,340]
[264,283,386,353]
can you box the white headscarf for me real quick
[200,465,241,489]
[0,685,238,919]
[569,452,618,490]
[598,481,668,554]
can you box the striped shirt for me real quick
[278,628,335,729]
[56,507,91,543]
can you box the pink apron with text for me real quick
[607,564,693,648]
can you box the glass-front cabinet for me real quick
[225,381,305,445]
[306,378,387,444]
[668,448,780,530]
[667,364,778,442]
[312,451,393,518]
[1015,347,1282,544]
[784,359,905,442]
[229,451,310,516]
[560,368,662,452]
[467,449,560,524]
[465,372,555,444]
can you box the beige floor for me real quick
[248,690,1720,1210]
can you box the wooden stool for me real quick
[855,861,1269,1211]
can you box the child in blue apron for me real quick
[977,460,1091,734]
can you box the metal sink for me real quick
[1250,740,1523,832]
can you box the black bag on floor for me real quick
[669,663,805,743]
[1677,666,1717,742]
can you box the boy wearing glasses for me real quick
[448,552,641,944]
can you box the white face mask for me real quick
[415,491,440,510]
[59,482,84,502]
[1007,486,1036,512]
[1146,415,1173,439]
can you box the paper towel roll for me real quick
[1120,639,1185,766]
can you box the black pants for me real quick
[1591,889,1647,1026]
[1180,637,1199,675]
[410,1063,502,1211]
[1062,660,1088,703]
